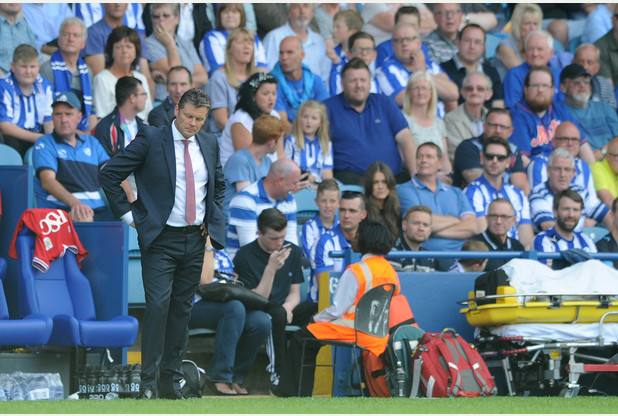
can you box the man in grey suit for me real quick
[99,88,225,400]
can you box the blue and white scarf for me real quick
[50,50,92,132]
[270,62,315,110]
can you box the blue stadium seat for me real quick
[15,228,138,347]
[295,188,319,223]
[0,143,23,166]
[485,32,508,60]
[582,226,609,243]
[0,256,53,346]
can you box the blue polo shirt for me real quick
[464,174,531,240]
[375,55,446,117]
[0,72,53,132]
[33,131,110,210]
[509,99,587,159]
[564,101,618,150]
[397,175,474,253]
[308,225,350,302]
[503,62,563,108]
[325,93,408,176]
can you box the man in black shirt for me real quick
[390,205,439,272]
[596,197,618,268]
[472,198,525,271]
[233,208,316,391]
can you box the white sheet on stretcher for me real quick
[476,323,618,343]
[499,259,618,302]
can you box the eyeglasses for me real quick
[350,46,375,54]
[548,166,575,173]
[152,13,172,19]
[554,136,579,143]
[434,10,461,17]
[393,36,419,44]
[483,152,508,162]
[485,121,512,131]
[408,85,431,92]
[527,83,553,90]
[486,214,514,221]
[566,78,592,87]
[463,85,487,92]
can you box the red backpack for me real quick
[410,329,497,398]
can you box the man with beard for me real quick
[533,189,597,268]
[560,63,618,160]
[529,147,611,232]
[509,66,594,168]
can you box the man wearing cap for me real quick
[560,63,618,161]
[32,92,114,222]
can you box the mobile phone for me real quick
[300,169,309,176]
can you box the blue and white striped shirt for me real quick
[527,155,595,198]
[533,226,597,265]
[0,72,53,132]
[301,214,339,259]
[226,178,297,260]
[464,174,531,240]
[284,134,333,183]
[529,182,609,232]
[308,225,350,302]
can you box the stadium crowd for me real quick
[3,2,618,398]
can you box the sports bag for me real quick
[473,268,509,305]
[411,329,497,398]
[179,360,206,398]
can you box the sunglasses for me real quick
[483,152,508,162]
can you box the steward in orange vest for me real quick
[273,220,400,397]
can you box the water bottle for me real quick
[395,360,406,397]
[105,392,119,400]
[24,374,50,401]
[8,372,25,401]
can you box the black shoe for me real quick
[160,390,186,400]
[136,388,156,400]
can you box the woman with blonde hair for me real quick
[402,71,452,183]
[206,28,265,137]
[363,161,401,241]
[284,100,333,188]
[199,3,267,77]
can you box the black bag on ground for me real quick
[180,360,206,398]
[473,268,509,305]
[196,277,269,311]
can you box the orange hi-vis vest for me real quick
[307,256,401,356]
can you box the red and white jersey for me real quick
[9,209,88,272]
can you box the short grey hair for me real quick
[59,17,88,42]
[462,71,492,91]
[548,147,575,169]
[177,88,211,112]
[524,30,553,51]
[574,43,601,61]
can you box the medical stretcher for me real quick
[459,288,618,397]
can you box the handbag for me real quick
[195,276,269,311]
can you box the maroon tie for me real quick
[182,139,196,225]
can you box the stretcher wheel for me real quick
[559,388,578,398]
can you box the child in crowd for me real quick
[328,9,363,65]
[0,44,53,157]
[284,100,333,191]
[301,179,340,260]
[449,239,489,273]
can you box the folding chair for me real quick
[298,283,396,396]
